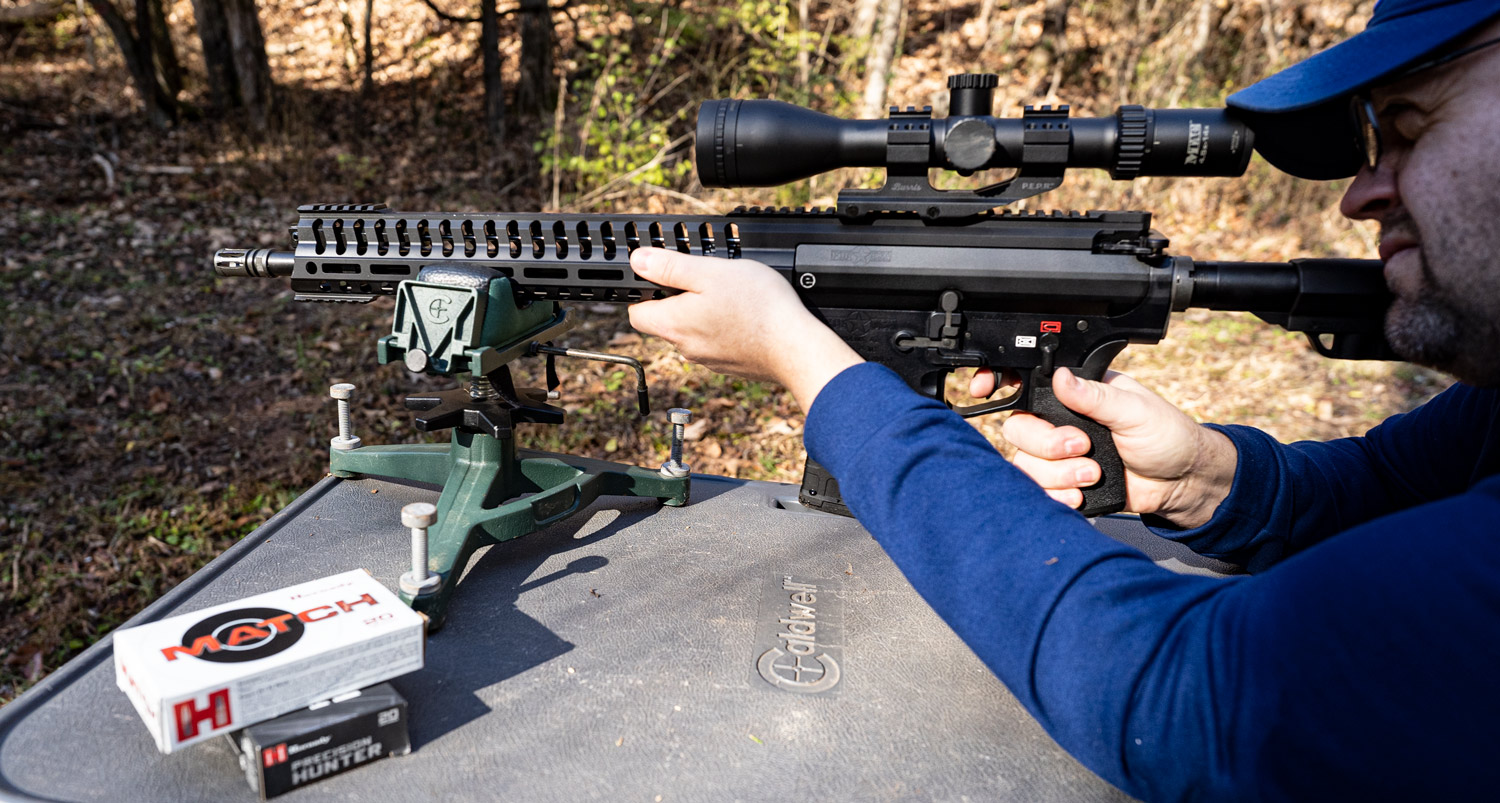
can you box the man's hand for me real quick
[994,368,1239,528]
[627,247,863,411]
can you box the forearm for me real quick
[1149,384,1498,569]
[806,364,1500,801]
[806,364,1244,799]
[774,322,865,413]
[1153,424,1238,529]
[1145,425,1400,571]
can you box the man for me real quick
[628,0,1500,799]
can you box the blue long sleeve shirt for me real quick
[804,363,1500,803]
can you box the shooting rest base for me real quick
[332,265,689,631]
[330,403,689,631]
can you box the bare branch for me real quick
[417,0,477,24]
[416,0,574,25]
[89,153,115,191]
[0,0,65,23]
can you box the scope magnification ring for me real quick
[1113,105,1149,180]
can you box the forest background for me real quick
[0,0,1438,701]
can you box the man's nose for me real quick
[1339,162,1400,220]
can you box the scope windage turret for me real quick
[697,73,1254,188]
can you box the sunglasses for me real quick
[1351,34,1500,171]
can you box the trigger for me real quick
[979,367,1004,399]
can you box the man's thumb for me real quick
[1050,367,1143,431]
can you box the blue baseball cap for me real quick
[1226,0,1500,179]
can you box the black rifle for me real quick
[215,75,1394,517]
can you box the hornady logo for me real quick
[826,247,893,267]
[264,743,290,767]
[162,595,380,663]
[174,688,232,742]
[754,576,843,694]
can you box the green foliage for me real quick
[335,153,380,192]
[536,63,694,197]
[708,1,804,100]
[537,0,843,206]
[732,379,772,402]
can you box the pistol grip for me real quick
[1029,381,1126,517]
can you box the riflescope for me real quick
[697,73,1254,217]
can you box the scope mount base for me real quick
[838,104,1072,220]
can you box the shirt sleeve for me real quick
[804,362,1500,802]
[1145,382,1500,572]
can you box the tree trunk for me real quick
[336,0,360,81]
[222,0,273,131]
[1026,0,1069,98]
[0,1,64,23]
[362,0,375,99]
[481,0,504,142]
[517,0,553,115]
[87,0,176,124]
[190,0,236,110]
[973,0,997,48]
[1259,0,1281,66]
[797,0,809,92]
[135,0,164,125]
[850,0,878,43]
[859,0,902,119]
[147,0,182,98]
[1189,0,1217,59]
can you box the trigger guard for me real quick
[951,369,1026,418]
[1307,332,1336,357]
[952,394,1023,418]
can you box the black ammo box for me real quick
[226,682,410,799]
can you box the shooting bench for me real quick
[0,472,1231,802]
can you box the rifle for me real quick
[215,74,1394,525]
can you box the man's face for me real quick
[1339,21,1500,386]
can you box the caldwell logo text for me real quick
[753,575,844,694]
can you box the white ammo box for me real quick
[112,570,425,753]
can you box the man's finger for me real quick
[627,298,675,340]
[630,247,709,294]
[1012,451,1101,490]
[968,368,1023,399]
[1044,488,1084,509]
[970,368,996,399]
[1002,412,1092,459]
